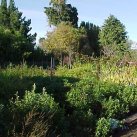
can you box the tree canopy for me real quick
[43,22,84,57]
[80,21,100,56]
[99,15,128,54]
[45,0,78,27]
[0,0,37,63]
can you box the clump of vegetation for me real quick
[1,84,70,137]
[1,60,137,136]
[95,118,110,137]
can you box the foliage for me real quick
[99,15,128,55]
[95,118,110,137]
[43,22,84,57]
[0,64,47,103]
[1,59,137,136]
[1,0,137,136]
[80,21,100,56]
[10,84,59,113]
[45,0,78,27]
[0,0,36,63]
[0,0,9,27]
[2,84,70,137]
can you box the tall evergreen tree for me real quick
[9,0,36,61]
[80,21,100,56]
[45,1,78,27]
[99,15,128,55]
[50,0,66,5]
[9,0,15,10]
[0,0,9,27]
[8,0,21,30]
[1,0,7,7]
[0,0,36,63]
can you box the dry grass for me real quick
[10,109,55,137]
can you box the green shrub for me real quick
[0,64,47,103]
[95,118,110,137]
[67,78,137,136]
[102,97,129,118]
[5,84,71,137]
[69,109,95,137]
[67,78,97,136]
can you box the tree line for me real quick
[0,0,129,66]
[43,0,129,62]
[0,0,48,66]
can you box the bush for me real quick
[3,84,70,137]
[67,77,137,136]
[0,64,47,103]
[95,118,110,137]
[66,78,98,136]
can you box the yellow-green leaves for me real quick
[43,22,84,56]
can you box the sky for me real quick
[10,0,137,44]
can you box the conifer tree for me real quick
[45,0,78,27]
[80,21,100,56]
[99,15,128,55]
[9,0,15,11]
[8,0,36,61]
[0,0,9,27]
[8,0,22,30]
[0,0,37,63]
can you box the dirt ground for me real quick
[113,125,137,137]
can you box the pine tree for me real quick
[80,21,100,56]
[0,0,9,27]
[8,0,21,30]
[10,0,36,61]
[99,15,128,54]
[9,0,15,11]
[45,1,78,27]
[0,0,37,63]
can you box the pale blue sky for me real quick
[9,0,137,43]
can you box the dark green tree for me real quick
[80,21,100,56]
[0,27,13,63]
[99,15,128,55]
[0,0,9,27]
[8,0,21,30]
[45,1,78,27]
[0,0,37,63]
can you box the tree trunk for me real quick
[61,52,63,67]
[69,51,72,69]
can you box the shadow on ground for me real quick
[0,74,79,106]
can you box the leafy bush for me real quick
[2,84,70,137]
[0,64,47,103]
[67,76,137,136]
[95,118,110,137]
[69,109,95,137]
[10,84,58,113]
[102,97,129,118]
[67,78,98,136]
